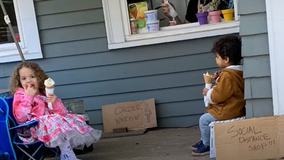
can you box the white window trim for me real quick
[266,0,284,116]
[0,0,42,63]
[102,0,240,50]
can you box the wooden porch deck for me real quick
[56,127,211,160]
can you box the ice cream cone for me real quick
[45,86,54,89]
[203,72,213,108]
[45,87,54,95]
[44,78,55,110]
[203,72,213,84]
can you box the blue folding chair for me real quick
[0,97,60,160]
[0,97,17,160]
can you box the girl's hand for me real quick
[47,94,57,103]
[203,88,209,96]
[24,84,37,97]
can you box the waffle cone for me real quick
[45,86,54,89]
[203,74,213,84]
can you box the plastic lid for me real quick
[146,20,159,24]
[144,10,158,13]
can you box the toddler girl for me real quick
[9,61,102,160]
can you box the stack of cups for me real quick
[144,10,159,33]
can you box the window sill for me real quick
[109,21,240,50]
[0,45,43,63]
[0,52,43,63]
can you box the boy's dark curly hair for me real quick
[211,35,242,65]
[9,61,49,95]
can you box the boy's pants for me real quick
[199,113,216,146]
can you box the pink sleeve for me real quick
[13,92,34,124]
[51,98,67,115]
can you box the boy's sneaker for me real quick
[192,143,210,156]
[191,140,203,151]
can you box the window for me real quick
[102,0,239,50]
[0,0,18,44]
[0,0,42,63]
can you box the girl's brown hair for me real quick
[9,61,49,95]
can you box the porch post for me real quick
[266,0,284,115]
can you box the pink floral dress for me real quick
[13,88,102,149]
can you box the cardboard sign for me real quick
[214,115,284,160]
[102,98,157,133]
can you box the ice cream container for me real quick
[144,10,158,22]
[146,20,159,32]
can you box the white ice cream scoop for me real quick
[44,78,55,88]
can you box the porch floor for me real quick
[46,127,211,160]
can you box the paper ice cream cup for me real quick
[205,84,212,89]
[204,96,208,107]
[45,87,54,95]
[45,87,54,110]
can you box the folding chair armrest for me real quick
[9,120,39,131]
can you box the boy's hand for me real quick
[203,88,209,96]
[47,94,57,103]
[213,71,221,81]
[24,84,37,97]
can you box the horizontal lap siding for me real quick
[0,0,235,130]
[239,0,273,118]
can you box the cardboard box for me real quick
[214,115,284,160]
[102,98,157,133]
[209,116,246,158]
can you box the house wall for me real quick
[0,0,240,131]
[239,0,273,118]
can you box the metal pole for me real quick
[0,0,25,61]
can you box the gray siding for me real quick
[239,0,273,118]
[0,0,233,131]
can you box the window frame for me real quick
[0,0,42,63]
[102,0,240,50]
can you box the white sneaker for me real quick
[60,149,81,160]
